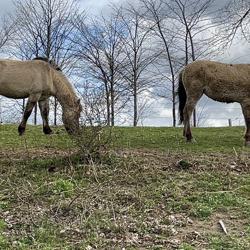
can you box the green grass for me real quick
[0,124,247,153]
[114,126,247,153]
[0,125,250,249]
[0,124,74,149]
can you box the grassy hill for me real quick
[0,125,249,249]
[0,124,247,152]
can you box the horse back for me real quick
[0,60,54,99]
[183,60,250,103]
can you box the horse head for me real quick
[62,98,82,135]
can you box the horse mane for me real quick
[32,57,62,71]
[51,69,78,106]
[32,57,77,106]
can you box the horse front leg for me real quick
[18,94,41,135]
[38,98,52,135]
[240,101,250,146]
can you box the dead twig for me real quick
[218,219,228,235]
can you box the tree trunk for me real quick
[133,92,138,127]
[187,29,197,127]
[106,95,111,126]
[185,32,188,65]
[110,82,115,126]
[22,99,25,114]
[193,108,197,127]
[34,103,37,125]
[172,81,176,127]
[104,82,111,126]
[156,21,176,127]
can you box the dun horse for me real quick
[178,60,250,146]
[0,59,82,135]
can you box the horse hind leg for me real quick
[183,93,203,142]
[18,93,41,135]
[38,98,53,135]
[240,101,250,146]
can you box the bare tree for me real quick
[118,5,157,126]
[72,10,127,126]
[80,80,107,126]
[219,0,250,44]
[0,17,16,51]
[140,0,182,127]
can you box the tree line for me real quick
[0,0,249,127]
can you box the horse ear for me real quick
[77,99,82,112]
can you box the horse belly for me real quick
[204,86,245,103]
[0,86,29,99]
[0,77,31,99]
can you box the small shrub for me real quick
[73,125,114,164]
[0,220,8,249]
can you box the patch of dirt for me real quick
[166,212,249,248]
[115,149,250,173]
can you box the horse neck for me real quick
[52,71,77,108]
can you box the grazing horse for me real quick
[178,60,250,146]
[0,59,82,135]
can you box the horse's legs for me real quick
[18,94,41,135]
[183,102,194,142]
[183,94,202,142]
[38,98,53,134]
[240,101,250,146]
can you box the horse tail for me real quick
[178,70,186,124]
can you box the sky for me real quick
[0,0,249,127]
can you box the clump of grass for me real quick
[0,220,9,249]
[52,178,75,197]
[179,243,195,250]
[37,178,75,198]
[209,235,250,250]
[0,219,6,231]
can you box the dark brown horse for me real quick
[178,60,250,146]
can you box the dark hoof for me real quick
[43,127,53,135]
[186,138,196,143]
[18,126,25,136]
[186,134,193,142]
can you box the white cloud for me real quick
[79,0,125,15]
[0,1,14,17]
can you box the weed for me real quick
[179,243,195,250]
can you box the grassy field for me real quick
[0,124,250,249]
